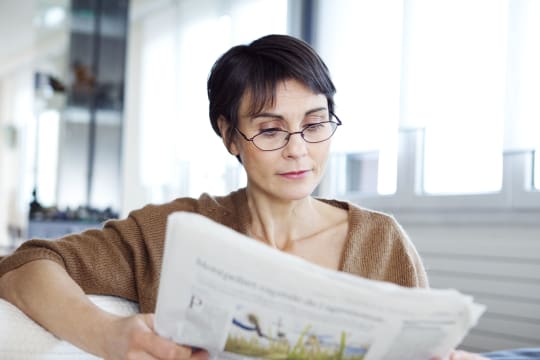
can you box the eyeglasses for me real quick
[235,114,342,151]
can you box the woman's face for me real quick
[230,79,332,202]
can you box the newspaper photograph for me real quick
[155,212,485,360]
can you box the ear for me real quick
[217,116,240,156]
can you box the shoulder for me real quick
[336,199,411,252]
[130,189,243,216]
[125,188,247,231]
[317,197,408,252]
[318,197,400,231]
[320,198,428,288]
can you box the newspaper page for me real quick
[155,212,485,360]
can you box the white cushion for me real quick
[0,295,139,359]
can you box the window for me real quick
[408,0,507,195]
[533,149,540,190]
[316,0,403,195]
[507,0,540,191]
[128,0,540,214]
[315,0,540,207]
[35,110,60,206]
[136,0,288,203]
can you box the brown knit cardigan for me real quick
[0,188,428,313]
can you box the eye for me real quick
[258,128,283,137]
[304,122,327,132]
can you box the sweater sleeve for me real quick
[341,205,429,289]
[0,197,200,311]
[0,217,142,301]
[390,217,429,288]
[365,214,429,289]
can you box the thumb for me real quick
[140,313,156,331]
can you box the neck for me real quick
[245,187,320,250]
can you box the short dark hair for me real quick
[207,34,336,150]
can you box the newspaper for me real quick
[155,212,485,360]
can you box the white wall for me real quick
[0,0,69,249]
[342,128,540,351]
[403,221,540,352]
[0,1,34,249]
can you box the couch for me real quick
[0,295,138,359]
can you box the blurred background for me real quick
[0,0,539,352]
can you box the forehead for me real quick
[239,79,327,116]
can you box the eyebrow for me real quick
[250,107,328,121]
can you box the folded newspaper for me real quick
[155,212,485,360]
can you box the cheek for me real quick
[241,147,275,172]
[236,142,256,166]
[311,143,331,162]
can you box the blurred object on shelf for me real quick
[29,188,118,223]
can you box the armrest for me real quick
[0,295,139,359]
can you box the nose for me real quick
[282,131,307,158]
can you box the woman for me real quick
[0,35,484,360]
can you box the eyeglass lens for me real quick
[252,121,338,151]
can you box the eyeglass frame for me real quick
[234,113,342,151]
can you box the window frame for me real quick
[320,128,540,225]
[310,0,540,225]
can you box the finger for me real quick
[450,351,466,360]
[137,314,201,360]
[450,350,489,360]
[127,348,180,360]
[129,326,190,359]
[192,349,210,360]
[145,335,192,359]
[125,349,159,360]
[131,314,189,359]
[141,313,156,330]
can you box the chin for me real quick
[276,182,318,201]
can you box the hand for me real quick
[449,350,489,360]
[103,313,208,360]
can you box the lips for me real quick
[278,170,310,178]
[280,170,307,175]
